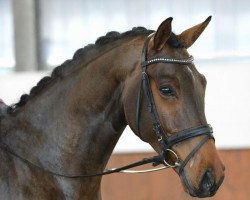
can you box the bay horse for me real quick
[0,17,224,199]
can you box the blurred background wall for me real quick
[0,0,250,199]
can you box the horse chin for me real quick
[187,187,217,198]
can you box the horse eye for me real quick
[160,87,175,96]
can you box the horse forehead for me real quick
[153,64,197,81]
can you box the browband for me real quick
[141,56,194,67]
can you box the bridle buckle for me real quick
[157,136,163,142]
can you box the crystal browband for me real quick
[141,55,194,67]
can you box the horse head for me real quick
[123,17,225,197]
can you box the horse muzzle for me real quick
[180,169,225,198]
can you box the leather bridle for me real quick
[135,33,214,185]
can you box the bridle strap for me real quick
[178,134,213,174]
[135,33,152,137]
[177,134,213,194]
[136,33,167,140]
[135,77,143,138]
[141,56,194,67]
[163,125,213,149]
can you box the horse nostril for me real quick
[200,170,215,192]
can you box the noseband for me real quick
[136,34,214,178]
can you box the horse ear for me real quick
[178,16,212,48]
[153,17,173,51]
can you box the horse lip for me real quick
[188,175,225,198]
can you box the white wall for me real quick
[0,61,250,152]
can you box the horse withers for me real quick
[0,17,224,199]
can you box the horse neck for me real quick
[1,36,143,175]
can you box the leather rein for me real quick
[0,34,214,179]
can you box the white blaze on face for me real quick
[184,65,204,117]
[189,158,195,168]
[185,65,196,83]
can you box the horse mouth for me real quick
[181,174,224,198]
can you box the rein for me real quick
[0,34,214,180]
[0,142,174,178]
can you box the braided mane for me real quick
[9,27,183,112]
